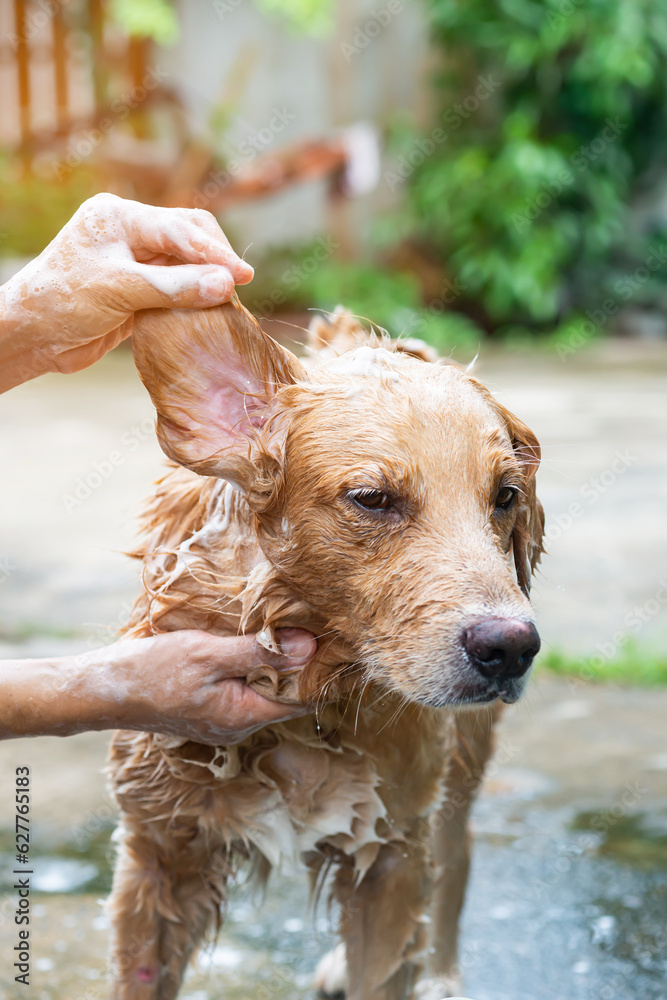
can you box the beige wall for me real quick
[163,0,432,251]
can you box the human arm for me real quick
[0,628,315,745]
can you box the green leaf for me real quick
[108,0,179,45]
[253,0,333,35]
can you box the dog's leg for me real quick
[328,819,433,1000]
[107,821,228,1000]
[424,704,501,995]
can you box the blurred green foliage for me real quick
[254,0,333,35]
[108,0,179,45]
[0,156,98,259]
[393,0,667,331]
[257,0,667,341]
[540,642,667,687]
[242,244,480,354]
[298,259,481,352]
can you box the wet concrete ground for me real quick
[1,674,666,1000]
[0,338,666,999]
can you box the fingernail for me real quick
[198,266,234,301]
[235,260,254,283]
[275,627,316,661]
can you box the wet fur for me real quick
[106,298,544,999]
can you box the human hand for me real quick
[104,629,317,745]
[0,192,253,391]
[0,628,316,744]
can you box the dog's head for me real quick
[133,297,544,708]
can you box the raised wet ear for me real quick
[501,408,545,594]
[132,294,307,490]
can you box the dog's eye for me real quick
[349,489,392,512]
[495,486,517,511]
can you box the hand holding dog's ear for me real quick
[132,295,307,487]
[0,192,253,392]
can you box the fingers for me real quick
[221,680,313,745]
[49,323,134,375]
[83,193,254,285]
[274,627,319,661]
[203,628,317,678]
[124,261,238,309]
[188,210,255,285]
[114,630,316,745]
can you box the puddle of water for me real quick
[32,857,99,893]
[3,793,666,1000]
[591,884,667,979]
[572,809,667,869]
[0,823,115,895]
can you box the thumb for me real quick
[122,262,237,310]
[273,628,318,664]
[192,630,317,680]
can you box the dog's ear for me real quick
[470,377,544,594]
[132,295,307,490]
[501,408,545,595]
[307,307,367,354]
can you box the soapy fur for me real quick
[106,297,544,999]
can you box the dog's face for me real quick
[133,300,544,709]
[271,347,543,707]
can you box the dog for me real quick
[106,294,544,1000]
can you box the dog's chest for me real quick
[165,702,454,879]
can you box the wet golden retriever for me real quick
[106,296,544,999]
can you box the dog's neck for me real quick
[133,470,360,707]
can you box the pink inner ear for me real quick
[163,362,278,479]
[134,300,306,478]
[211,381,268,443]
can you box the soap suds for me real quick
[325,346,402,380]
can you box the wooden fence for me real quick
[0,0,152,163]
[0,0,373,225]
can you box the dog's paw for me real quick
[313,943,347,998]
[414,973,464,1000]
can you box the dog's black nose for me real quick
[464,618,540,680]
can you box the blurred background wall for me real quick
[2,0,667,350]
[0,0,429,271]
